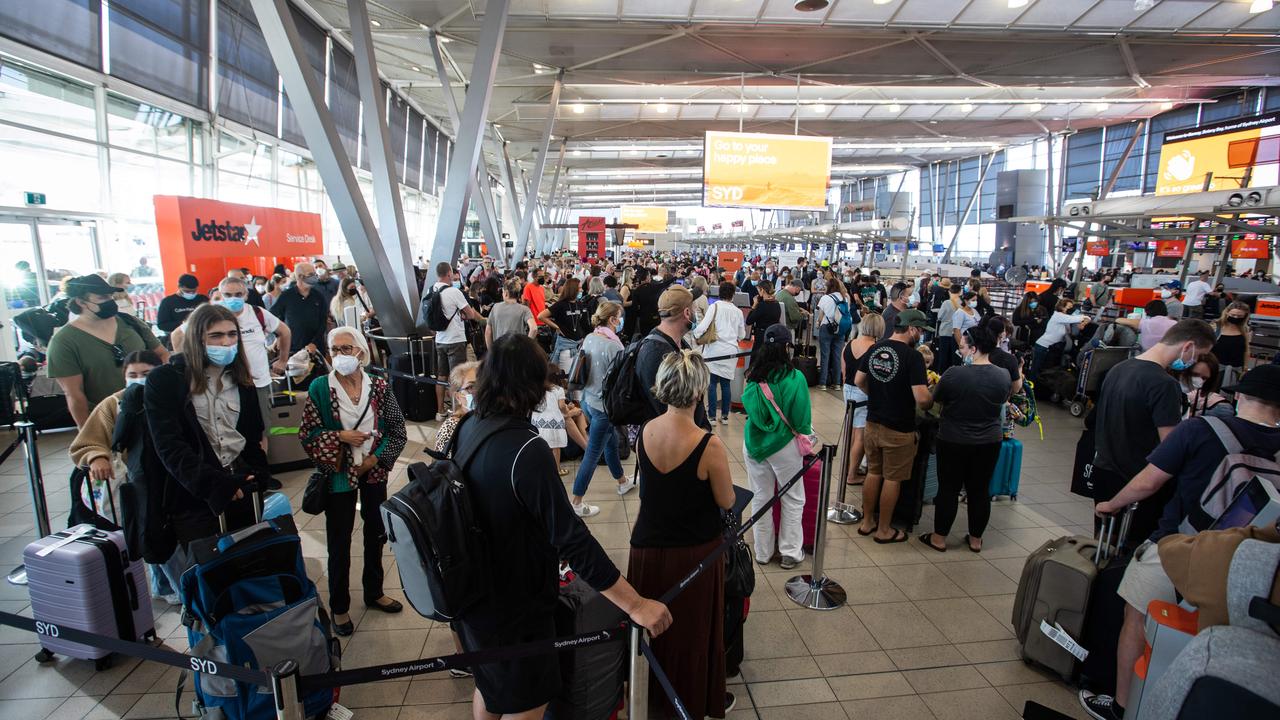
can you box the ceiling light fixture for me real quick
[438,36,452,43]
[410,66,420,72]
[628,148,641,156]
[1094,102,1110,111]
[1250,0,1273,13]
[1008,0,1029,8]
[737,103,749,113]
[793,0,830,11]
[888,101,902,112]
[1028,103,1043,112]
[655,100,669,113]
[813,100,828,113]
[533,64,548,74]
[960,102,974,112]
[370,19,381,27]
[572,103,585,114]
[572,149,582,156]
[873,0,894,4]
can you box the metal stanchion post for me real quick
[827,401,863,525]
[270,659,306,720]
[7,422,49,586]
[786,444,848,610]
[628,625,650,720]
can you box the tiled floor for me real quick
[0,388,1096,719]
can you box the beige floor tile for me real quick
[919,687,1020,720]
[396,703,475,720]
[786,608,879,655]
[995,681,1091,719]
[341,629,429,668]
[976,659,1059,686]
[338,679,410,708]
[915,597,1015,644]
[841,694,938,720]
[123,692,188,719]
[747,677,836,708]
[936,560,1019,597]
[852,603,948,649]
[743,611,811,660]
[757,701,849,719]
[901,665,991,694]
[955,639,1024,665]
[884,644,968,671]
[0,697,70,718]
[814,650,897,678]
[84,693,141,720]
[739,655,822,683]
[402,677,475,705]
[885,563,968,600]
[826,565,910,605]
[0,654,96,699]
[826,671,914,701]
[45,694,107,720]
[973,593,1019,634]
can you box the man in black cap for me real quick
[156,273,207,337]
[1081,365,1280,720]
[853,308,933,544]
[47,274,168,427]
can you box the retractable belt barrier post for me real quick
[827,401,863,526]
[786,445,848,611]
[6,421,51,586]
[628,625,650,720]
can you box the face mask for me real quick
[1226,315,1246,325]
[90,299,118,320]
[126,377,146,388]
[317,268,328,277]
[180,291,197,301]
[1170,345,1194,372]
[301,274,320,287]
[205,344,238,367]
[968,300,979,309]
[1160,289,1173,299]
[255,284,266,293]
[221,297,246,313]
[332,354,361,376]
[908,292,920,306]
[1191,376,1206,390]
[962,353,975,366]
[461,391,475,411]
[452,280,462,289]
[1029,301,1038,309]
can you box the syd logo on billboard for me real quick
[707,186,745,202]
[190,216,262,246]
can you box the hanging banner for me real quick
[1231,238,1270,259]
[619,206,667,233]
[1155,240,1187,258]
[1086,239,1110,257]
[717,251,744,274]
[703,131,833,211]
[577,216,606,261]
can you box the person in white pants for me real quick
[741,324,813,570]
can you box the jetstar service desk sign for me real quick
[153,196,323,292]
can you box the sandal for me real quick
[874,529,908,544]
[856,526,875,537]
[918,533,946,552]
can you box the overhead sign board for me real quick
[1156,240,1187,258]
[619,206,668,233]
[703,131,832,211]
[1231,238,1270,259]
[1155,112,1279,196]
[1086,239,1110,257]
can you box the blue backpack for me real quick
[825,293,855,337]
[179,515,339,720]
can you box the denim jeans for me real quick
[707,374,732,419]
[1028,343,1048,384]
[818,325,841,386]
[572,403,623,497]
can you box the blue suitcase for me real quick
[990,438,1022,500]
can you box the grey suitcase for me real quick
[266,376,312,472]
[1012,508,1132,681]
[24,525,156,669]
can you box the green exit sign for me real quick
[24,192,46,206]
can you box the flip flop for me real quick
[874,529,908,544]
[856,526,875,537]
[964,534,982,553]
[918,532,946,552]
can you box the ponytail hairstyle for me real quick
[961,325,998,356]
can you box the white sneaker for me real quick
[616,480,637,496]
[719,416,729,425]
[572,502,600,518]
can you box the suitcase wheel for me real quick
[95,656,113,671]
[34,648,54,663]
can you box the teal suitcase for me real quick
[990,438,1022,500]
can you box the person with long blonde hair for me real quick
[1213,300,1252,386]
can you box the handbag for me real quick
[723,511,755,598]
[567,346,591,389]
[696,303,719,346]
[303,387,371,514]
[760,381,817,457]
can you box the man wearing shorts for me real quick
[1079,365,1280,720]
[854,309,934,543]
[430,262,480,418]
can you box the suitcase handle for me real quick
[125,570,139,610]
[216,487,264,534]
[1094,502,1138,565]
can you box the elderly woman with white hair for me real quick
[299,326,408,636]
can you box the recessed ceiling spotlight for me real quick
[1008,0,1028,8]
[419,23,429,30]
[370,19,381,27]
[813,100,828,113]
[1028,103,1043,112]
[888,101,902,112]
[873,0,893,4]
[572,149,582,156]
[655,100,669,113]
[1250,0,1273,14]
[572,103,585,114]
[628,148,641,156]
[410,66,420,72]
[533,64,548,74]
[793,0,829,11]
[960,102,975,112]
[1160,101,1175,110]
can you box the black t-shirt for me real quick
[989,347,1022,386]
[156,292,207,333]
[1146,415,1280,541]
[934,364,1011,444]
[746,299,781,340]
[1094,358,1184,482]
[858,339,928,433]
[549,299,588,340]
[630,280,669,338]
[269,286,329,353]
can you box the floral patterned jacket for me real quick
[299,373,407,491]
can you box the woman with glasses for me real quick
[299,327,407,636]
[144,304,269,568]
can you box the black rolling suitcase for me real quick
[793,321,820,387]
[391,336,437,422]
[547,573,627,720]
[794,356,820,387]
[893,416,937,532]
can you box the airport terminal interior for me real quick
[0,1,1279,720]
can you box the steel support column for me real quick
[428,0,511,276]
[1078,120,1145,281]
[513,70,564,265]
[539,141,566,256]
[348,0,416,310]
[248,0,411,335]
[500,142,523,266]
[476,176,504,264]
[942,154,996,265]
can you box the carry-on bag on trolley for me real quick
[989,438,1023,500]
[266,374,312,472]
[389,335,437,422]
[24,524,156,669]
[178,492,339,720]
[1011,507,1134,682]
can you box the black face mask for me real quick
[1226,315,1246,325]
[87,298,118,320]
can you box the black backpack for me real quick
[417,284,456,333]
[602,331,675,426]
[381,414,503,621]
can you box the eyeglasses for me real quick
[330,345,360,356]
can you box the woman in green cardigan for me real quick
[741,324,813,570]
[299,327,407,636]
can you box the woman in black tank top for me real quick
[628,349,736,719]
[842,313,884,486]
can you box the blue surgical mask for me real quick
[962,354,974,366]
[205,344,238,367]
[126,377,146,388]
[1029,301,1038,309]
[452,280,462,289]
[180,291,197,301]
[221,297,246,313]
[1170,345,1194,372]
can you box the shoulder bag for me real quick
[760,381,817,457]
[696,303,719,346]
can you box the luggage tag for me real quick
[35,525,96,557]
[327,703,353,720]
[1039,620,1089,661]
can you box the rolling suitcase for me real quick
[24,525,156,669]
[772,455,820,553]
[547,574,627,720]
[794,356,819,387]
[1012,508,1133,682]
[266,376,312,472]
[894,418,937,531]
[391,336,437,422]
[989,437,1023,500]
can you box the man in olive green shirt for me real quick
[47,274,168,427]
[776,278,808,336]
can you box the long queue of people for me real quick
[37,247,1280,720]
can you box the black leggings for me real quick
[933,439,1002,539]
[324,480,388,615]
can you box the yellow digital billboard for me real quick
[1155,112,1279,195]
[619,206,668,233]
[703,131,833,211]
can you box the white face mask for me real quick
[1160,289,1173,299]
[332,354,361,376]
[1191,377,1206,390]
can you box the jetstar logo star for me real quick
[190,216,263,246]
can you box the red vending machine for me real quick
[577,216,606,261]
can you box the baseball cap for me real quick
[1162,279,1183,290]
[895,309,931,329]
[820,260,830,267]
[1222,365,1280,405]
[65,274,116,297]
[330,261,347,272]
[657,286,693,317]
[178,273,200,290]
[763,324,793,346]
